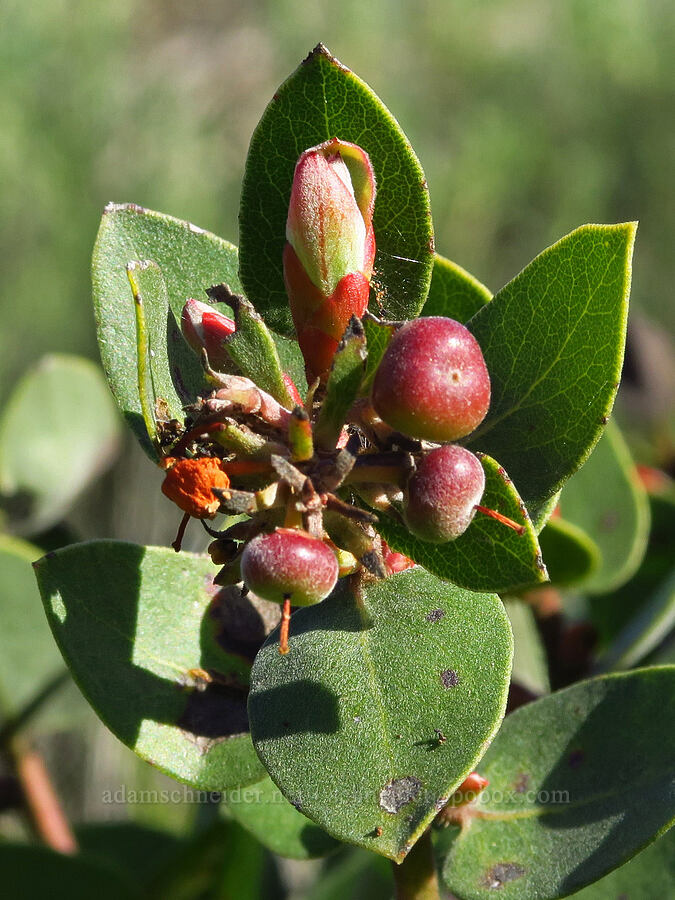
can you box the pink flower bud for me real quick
[284,138,376,382]
[181,299,235,370]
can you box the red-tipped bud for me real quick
[282,372,303,407]
[284,138,376,383]
[381,540,416,575]
[181,299,235,370]
[457,772,489,795]
[448,772,489,808]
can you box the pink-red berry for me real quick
[404,445,486,542]
[371,317,491,442]
[241,528,339,606]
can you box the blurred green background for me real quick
[2,0,673,407]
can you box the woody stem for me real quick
[9,736,77,854]
[344,453,412,487]
[391,830,440,900]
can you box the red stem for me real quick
[474,505,525,535]
[279,597,291,655]
[171,512,191,552]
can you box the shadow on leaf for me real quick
[34,540,265,788]
[535,672,674,894]
[248,679,340,740]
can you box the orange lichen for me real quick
[160,456,230,519]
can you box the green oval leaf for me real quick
[248,569,513,860]
[374,454,547,593]
[440,667,675,900]
[568,826,675,898]
[0,355,121,534]
[239,45,434,335]
[0,536,67,723]
[558,420,650,594]
[92,203,242,457]
[222,774,341,860]
[596,568,675,672]
[590,491,675,648]
[466,223,637,506]
[421,253,492,322]
[34,541,266,791]
[503,599,550,696]
[538,517,601,587]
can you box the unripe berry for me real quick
[371,317,490,442]
[241,528,339,606]
[404,445,485,542]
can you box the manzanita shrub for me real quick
[33,45,675,899]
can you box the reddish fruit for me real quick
[404,445,485,542]
[371,316,490,442]
[241,528,339,606]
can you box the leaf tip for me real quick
[103,201,148,216]
[304,43,351,74]
[306,42,333,63]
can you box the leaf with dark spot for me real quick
[379,777,422,814]
[440,670,460,689]
[482,862,527,890]
[440,668,675,900]
[249,569,512,859]
[426,609,445,623]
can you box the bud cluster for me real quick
[157,140,522,652]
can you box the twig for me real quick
[9,737,77,854]
[392,830,440,900]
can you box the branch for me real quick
[9,737,77,854]
[392,830,440,900]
